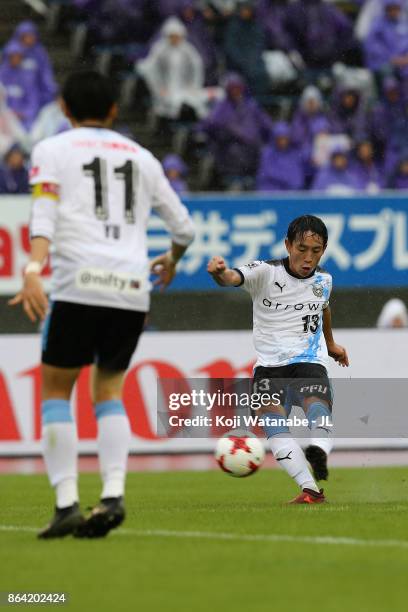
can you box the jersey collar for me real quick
[78,124,106,129]
[283,257,316,280]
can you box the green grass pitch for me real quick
[1,467,408,612]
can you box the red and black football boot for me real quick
[289,488,326,504]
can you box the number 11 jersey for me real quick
[29,127,194,311]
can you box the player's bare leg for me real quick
[303,396,333,481]
[74,366,130,538]
[38,364,84,539]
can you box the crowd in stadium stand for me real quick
[0,0,408,193]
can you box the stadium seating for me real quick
[1,0,408,193]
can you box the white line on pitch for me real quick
[0,525,38,533]
[115,528,408,549]
[1,525,408,549]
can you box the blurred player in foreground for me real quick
[208,215,348,504]
[10,71,195,538]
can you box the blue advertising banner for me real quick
[147,193,408,289]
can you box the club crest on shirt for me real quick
[312,282,324,298]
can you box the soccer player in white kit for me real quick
[10,72,195,537]
[208,215,349,504]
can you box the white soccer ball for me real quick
[215,433,265,477]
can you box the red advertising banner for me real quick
[0,331,407,454]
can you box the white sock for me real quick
[55,478,78,509]
[97,414,131,499]
[42,423,78,508]
[269,434,319,492]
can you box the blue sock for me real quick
[95,400,126,421]
[307,401,332,431]
[260,412,290,439]
[42,399,72,425]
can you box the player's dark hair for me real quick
[62,71,116,121]
[286,215,328,247]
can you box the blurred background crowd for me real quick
[1,0,408,194]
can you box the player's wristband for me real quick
[24,261,42,276]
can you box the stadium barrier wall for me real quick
[1,192,408,293]
[0,330,407,455]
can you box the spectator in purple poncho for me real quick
[355,0,384,42]
[286,0,356,69]
[312,146,361,194]
[370,76,408,176]
[256,121,306,191]
[368,76,405,152]
[256,0,294,52]
[198,73,273,185]
[11,21,57,107]
[162,154,188,194]
[291,85,328,147]
[328,85,368,141]
[178,0,219,84]
[349,139,384,192]
[364,0,408,84]
[0,42,41,130]
[223,2,269,97]
[388,156,408,188]
[0,144,29,194]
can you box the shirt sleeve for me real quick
[151,159,195,247]
[29,141,59,241]
[29,140,60,185]
[235,261,272,296]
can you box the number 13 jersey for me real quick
[29,127,194,311]
[236,258,332,368]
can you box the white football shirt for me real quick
[237,258,332,368]
[29,127,194,311]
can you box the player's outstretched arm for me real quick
[150,241,188,290]
[8,236,49,322]
[323,305,349,367]
[207,256,242,287]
